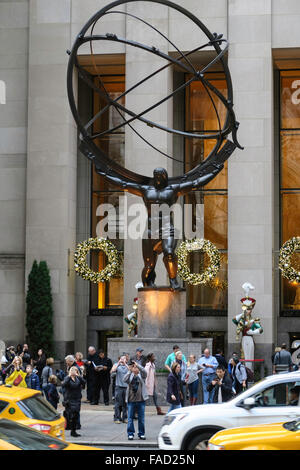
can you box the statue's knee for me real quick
[164,251,174,261]
[144,258,155,270]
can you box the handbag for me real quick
[13,374,23,386]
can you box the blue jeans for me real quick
[202,374,215,404]
[127,401,145,437]
[167,403,182,413]
[188,379,199,399]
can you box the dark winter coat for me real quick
[47,383,60,409]
[34,355,46,378]
[215,354,228,370]
[93,356,113,382]
[25,372,40,390]
[207,372,233,403]
[166,372,182,405]
[62,375,86,412]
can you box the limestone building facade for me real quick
[1,0,300,372]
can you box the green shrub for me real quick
[26,260,54,358]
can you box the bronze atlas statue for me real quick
[67,0,242,290]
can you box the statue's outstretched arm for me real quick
[79,140,143,196]
[178,162,224,196]
[95,166,143,197]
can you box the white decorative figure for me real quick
[232,283,263,371]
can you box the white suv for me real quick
[158,371,300,450]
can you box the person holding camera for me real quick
[111,355,129,424]
[5,346,16,364]
[19,344,32,368]
[124,360,148,441]
[207,365,233,403]
[62,366,85,437]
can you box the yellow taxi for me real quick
[0,385,65,440]
[0,419,101,450]
[207,419,300,450]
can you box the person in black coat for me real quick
[166,362,182,412]
[20,344,32,367]
[62,366,85,437]
[215,349,228,370]
[84,346,97,403]
[91,350,112,405]
[207,366,233,403]
[33,349,46,382]
[47,375,60,410]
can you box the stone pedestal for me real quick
[107,337,213,370]
[107,287,213,370]
[137,287,186,338]
[107,287,213,404]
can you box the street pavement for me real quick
[61,401,168,448]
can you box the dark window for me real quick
[0,420,67,450]
[252,382,299,407]
[185,73,228,311]
[97,330,123,354]
[280,70,300,315]
[0,400,8,414]
[191,331,225,355]
[17,395,60,422]
[90,73,125,311]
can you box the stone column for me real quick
[227,0,274,370]
[123,3,173,332]
[0,0,29,345]
[25,0,77,358]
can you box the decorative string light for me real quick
[279,237,300,283]
[74,238,122,283]
[176,238,221,286]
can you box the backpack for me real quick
[245,366,254,383]
[238,363,254,383]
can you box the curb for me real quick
[68,441,159,448]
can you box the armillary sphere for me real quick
[67,0,243,187]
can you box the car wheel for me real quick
[186,432,214,450]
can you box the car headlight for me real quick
[163,415,177,426]
[163,413,189,426]
[207,442,225,450]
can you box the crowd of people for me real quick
[1,341,299,441]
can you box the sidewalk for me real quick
[61,402,168,447]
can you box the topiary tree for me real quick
[26,260,54,358]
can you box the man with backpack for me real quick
[231,356,247,395]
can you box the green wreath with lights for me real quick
[74,237,121,283]
[176,238,221,286]
[279,237,300,283]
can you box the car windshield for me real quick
[17,395,60,421]
[0,420,67,450]
[283,420,300,432]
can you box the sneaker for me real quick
[114,420,121,424]
[139,435,146,440]
[128,435,134,440]
[123,419,128,423]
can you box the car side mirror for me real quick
[241,397,256,410]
